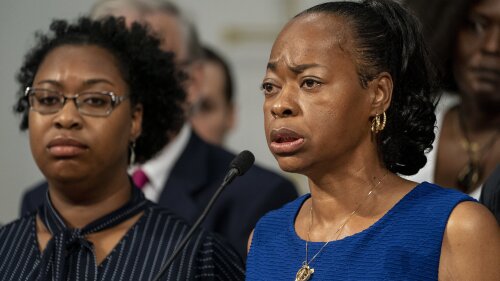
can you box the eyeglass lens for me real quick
[28,89,116,116]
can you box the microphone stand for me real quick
[150,168,239,281]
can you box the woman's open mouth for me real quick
[269,128,305,155]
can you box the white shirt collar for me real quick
[130,124,191,202]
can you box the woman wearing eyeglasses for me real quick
[0,17,244,280]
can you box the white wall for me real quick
[0,0,328,224]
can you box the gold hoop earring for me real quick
[371,114,380,132]
[129,141,136,165]
[371,112,386,133]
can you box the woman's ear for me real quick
[369,72,393,115]
[130,103,143,142]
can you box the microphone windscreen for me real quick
[230,150,255,176]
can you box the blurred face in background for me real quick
[144,11,189,64]
[144,11,204,114]
[190,60,235,145]
[453,0,500,111]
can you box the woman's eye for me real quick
[261,82,278,95]
[301,79,320,89]
[86,98,105,105]
[80,94,110,107]
[39,96,60,105]
[465,17,488,35]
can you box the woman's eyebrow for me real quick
[266,61,325,73]
[83,78,115,87]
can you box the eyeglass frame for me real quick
[24,87,129,117]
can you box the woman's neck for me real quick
[458,98,500,132]
[301,170,415,242]
[47,172,132,229]
[307,165,390,223]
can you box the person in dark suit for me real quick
[20,0,298,260]
[480,165,500,224]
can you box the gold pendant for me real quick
[295,263,314,281]
[457,161,480,191]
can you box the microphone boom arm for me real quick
[151,151,254,281]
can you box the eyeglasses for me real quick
[25,87,128,117]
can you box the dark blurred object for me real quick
[480,165,500,224]
[403,0,475,90]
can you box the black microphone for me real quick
[222,150,255,185]
[151,150,255,281]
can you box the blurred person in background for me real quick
[190,45,236,146]
[20,0,298,259]
[404,0,500,198]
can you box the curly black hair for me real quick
[14,16,186,163]
[297,0,438,176]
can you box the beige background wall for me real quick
[0,0,330,224]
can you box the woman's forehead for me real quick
[276,13,352,50]
[285,13,351,37]
[269,13,355,65]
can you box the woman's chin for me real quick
[275,156,308,174]
[44,170,88,185]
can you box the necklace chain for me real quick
[456,108,499,191]
[303,172,388,268]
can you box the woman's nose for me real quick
[482,25,500,55]
[270,87,298,119]
[53,100,83,129]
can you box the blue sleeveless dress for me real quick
[246,182,474,280]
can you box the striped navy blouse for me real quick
[0,204,245,280]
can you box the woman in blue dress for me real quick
[246,0,500,280]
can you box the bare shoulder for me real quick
[446,201,498,238]
[439,201,500,281]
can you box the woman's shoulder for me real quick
[385,182,475,229]
[439,200,500,280]
[445,200,499,241]
[404,183,494,235]
[144,204,215,240]
[146,204,191,225]
[0,214,35,255]
[143,204,204,243]
[0,213,35,234]
[410,182,473,203]
[147,205,244,251]
[195,230,245,278]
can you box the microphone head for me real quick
[230,150,255,176]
